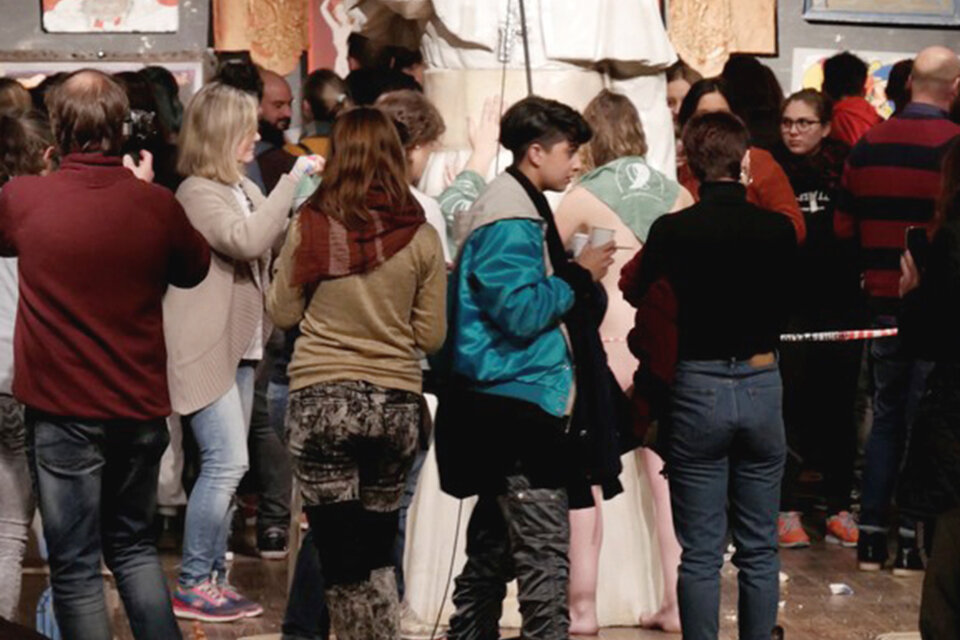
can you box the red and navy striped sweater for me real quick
[835,102,960,312]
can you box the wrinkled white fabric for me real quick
[402,445,664,628]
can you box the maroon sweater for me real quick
[0,154,210,420]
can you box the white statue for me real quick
[350,0,678,193]
[347,0,681,633]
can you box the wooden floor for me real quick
[15,527,924,640]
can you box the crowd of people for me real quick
[0,32,960,640]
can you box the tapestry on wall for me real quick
[41,0,179,33]
[213,0,310,76]
[668,0,777,77]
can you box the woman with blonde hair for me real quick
[165,82,320,623]
[555,88,692,634]
[268,106,446,640]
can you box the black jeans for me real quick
[26,412,181,640]
[447,475,570,640]
[247,366,292,537]
[444,394,572,640]
[282,529,330,640]
[780,339,861,513]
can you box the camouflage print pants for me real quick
[288,381,421,640]
[287,380,421,512]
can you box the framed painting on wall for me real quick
[42,0,179,33]
[802,0,960,26]
[791,48,914,118]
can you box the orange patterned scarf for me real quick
[292,185,425,286]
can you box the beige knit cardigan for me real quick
[164,173,297,415]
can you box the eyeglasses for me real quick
[780,117,822,133]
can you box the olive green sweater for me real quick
[267,216,447,394]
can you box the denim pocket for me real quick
[671,385,719,422]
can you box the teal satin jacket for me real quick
[441,172,576,417]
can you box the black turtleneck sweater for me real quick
[629,181,798,360]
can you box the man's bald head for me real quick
[259,68,293,130]
[46,68,129,156]
[910,46,960,109]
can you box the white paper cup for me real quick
[589,226,615,247]
[570,232,589,257]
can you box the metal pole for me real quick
[517,0,534,95]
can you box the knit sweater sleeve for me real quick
[266,214,306,331]
[411,225,448,354]
[176,174,297,261]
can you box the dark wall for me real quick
[0,0,209,58]
[768,4,960,90]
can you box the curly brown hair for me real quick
[375,89,445,150]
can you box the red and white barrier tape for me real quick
[779,328,898,343]
[602,327,898,344]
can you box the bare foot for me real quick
[639,605,682,633]
[569,616,600,636]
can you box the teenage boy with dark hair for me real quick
[437,96,615,640]
[823,51,882,146]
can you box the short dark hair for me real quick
[347,33,394,70]
[823,52,868,101]
[887,59,914,115]
[677,78,731,129]
[346,68,421,106]
[214,59,264,101]
[46,69,129,156]
[141,65,184,136]
[303,69,350,123]
[499,96,592,161]
[682,111,749,182]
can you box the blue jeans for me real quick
[665,359,786,640]
[860,316,933,534]
[26,412,180,640]
[180,365,255,586]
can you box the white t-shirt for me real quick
[411,186,452,263]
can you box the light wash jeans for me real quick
[665,359,786,640]
[0,394,33,621]
[179,365,255,587]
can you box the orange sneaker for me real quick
[778,511,811,548]
[825,511,859,548]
